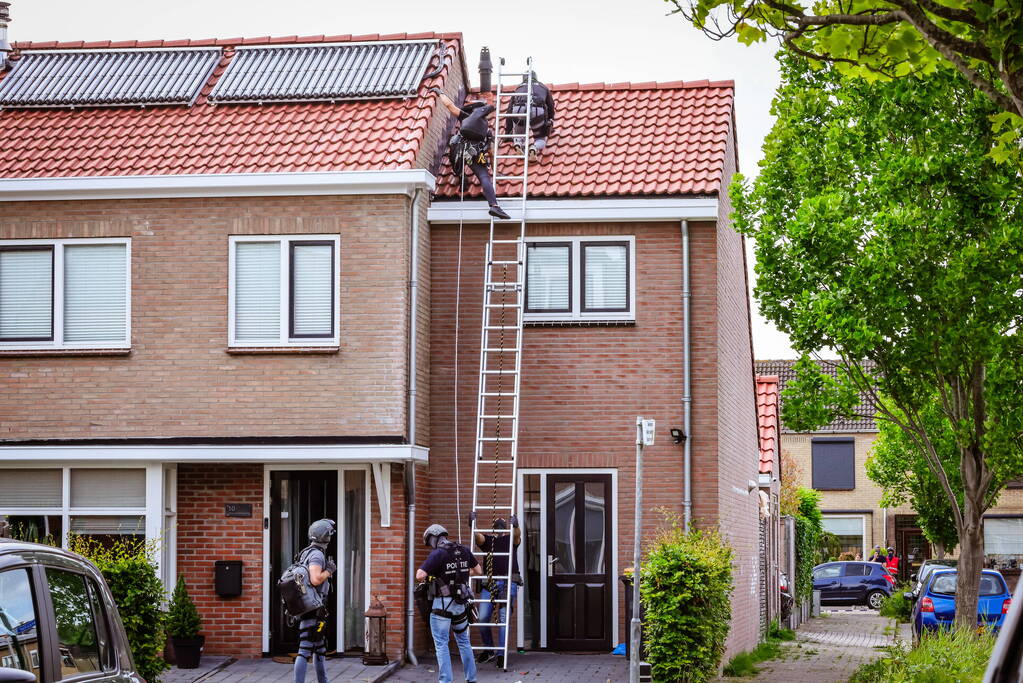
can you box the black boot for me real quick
[488,204,511,220]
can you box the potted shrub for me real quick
[167,576,204,669]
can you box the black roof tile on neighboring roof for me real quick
[755,359,878,433]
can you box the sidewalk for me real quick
[388,651,627,682]
[162,655,398,683]
[726,608,899,682]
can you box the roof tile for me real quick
[756,375,780,475]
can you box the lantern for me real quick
[362,595,388,665]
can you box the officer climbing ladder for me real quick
[465,57,536,671]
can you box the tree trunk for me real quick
[934,542,945,560]
[955,497,985,630]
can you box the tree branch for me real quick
[914,0,983,28]
[792,11,902,27]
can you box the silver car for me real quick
[0,538,144,683]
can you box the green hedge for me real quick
[70,536,169,683]
[640,519,733,682]
[793,488,823,599]
[878,586,913,622]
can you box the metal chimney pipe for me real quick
[478,46,492,93]
[0,2,11,69]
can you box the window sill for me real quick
[226,346,340,355]
[0,348,131,357]
[524,319,636,327]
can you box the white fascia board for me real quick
[0,443,429,464]
[0,169,436,202]
[427,197,719,224]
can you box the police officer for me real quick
[294,519,337,683]
[429,88,511,221]
[472,515,521,668]
[416,524,482,683]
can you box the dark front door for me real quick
[270,470,338,656]
[546,474,612,651]
[897,526,932,583]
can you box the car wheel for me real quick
[867,590,886,610]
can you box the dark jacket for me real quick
[458,101,495,142]
[503,82,555,134]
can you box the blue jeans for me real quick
[430,598,477,683]
[292,616,327,683]
[477,580,517,651]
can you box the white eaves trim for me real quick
[0,443,429,464]
[0,169,436,202]
[427,197,719,224]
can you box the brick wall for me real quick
[714,116,762,660]
[176,464,264,657]
[427,218,742,650]
[0,195,414,440]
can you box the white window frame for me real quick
[0,238,131,350]
[228,234,341,347]
[822,514,868,559]
[523,235,636,322]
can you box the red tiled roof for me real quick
[434,80,735,199]
[0,34,463,177]
[756,375,780,475]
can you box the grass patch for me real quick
[879,587,913,623]
[768,621,796,641]
[850,628,995,683]
[722,640,783,677]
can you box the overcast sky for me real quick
[11,0,797,359]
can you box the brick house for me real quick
[757,359,1023,588]
[0,26,761,664]
[755,375,782,632]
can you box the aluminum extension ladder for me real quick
[466,57,534,670]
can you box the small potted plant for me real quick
[167,576,204,669]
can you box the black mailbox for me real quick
[215,560,243,597]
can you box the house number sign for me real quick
[225,503,252,518]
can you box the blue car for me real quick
[812,561,895,609]
[909,568,1012,640]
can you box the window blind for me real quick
[985,518,1023,555]
[70,468,146,508]
[583,244,628,311]
[70,515,145,535]
[0,468,62,507]
[235,241,281,341]
[63,244,128,343]
[0,248,53,340]
[526,245,570,311]
[811,439,856,490]
[291,242,334,337]
[822,517,863,536]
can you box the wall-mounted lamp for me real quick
[670,428,686,445]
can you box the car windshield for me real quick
[929,572,1006,596]
[920,562,956,584]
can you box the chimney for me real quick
[478,46,492,93]
[0,2,11,70]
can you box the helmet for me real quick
[308,519,336,546]
[493,518,507,530]
[423,523,449,548]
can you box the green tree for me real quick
[866,398,965,557]
[166,576,202,639]
[735,57,1023,627]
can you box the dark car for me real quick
[907,558,959,601]
[0,538,143,683]
[909,568,1010,642]
[812,561,896,609]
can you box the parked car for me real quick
[907,558,959,601]
[909,568,1011,642]
[812,561,895,609]
[0,538,143,683]
[983,576,1023,682]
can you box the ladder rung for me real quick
[476,460,513,465]
[482,348,520,353]
[495,133,524,139]
[495,155,526,160]
[480,414,517,418]
[470,598,509,603]
[479,438,516,442]
[484,325,520,330]
[497,113,528,119]
[471,528,514,533]
[489,260,522,265]
[490,240,523,244]
[482,371,518,375]
[468,622,510,627]
[496,175,526,181]
[473,505,514,509]
[481,393,517,397]
[475,482,514,487]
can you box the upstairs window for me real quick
[525,236,634,321]
[0,239,130,349]
[812,438,856,490]
[229,235,339,347]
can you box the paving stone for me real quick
[388,652,627,682]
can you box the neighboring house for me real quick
[756,375,782,632]
[758,359,1023,587]
[0,22,762,664]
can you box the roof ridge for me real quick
[13,32,463,51]
[550,80,735,91]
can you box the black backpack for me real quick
[277,545,325,619]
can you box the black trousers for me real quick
[468,162,499,207]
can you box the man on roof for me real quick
[429,87,511,220]
[504,72,555,161]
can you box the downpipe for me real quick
[681,220,693,531]
[405,189,421,666]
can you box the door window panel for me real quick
[552,482,576,574]
[0,569,42,681]
[583,483,606,574]
[342,470,366,651]
[45,569,103,677]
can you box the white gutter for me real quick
[0,169,436,202]
[428,197,718,223]
[682,220,693,531]
[0,443,429,463]
[405,189,421,666]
